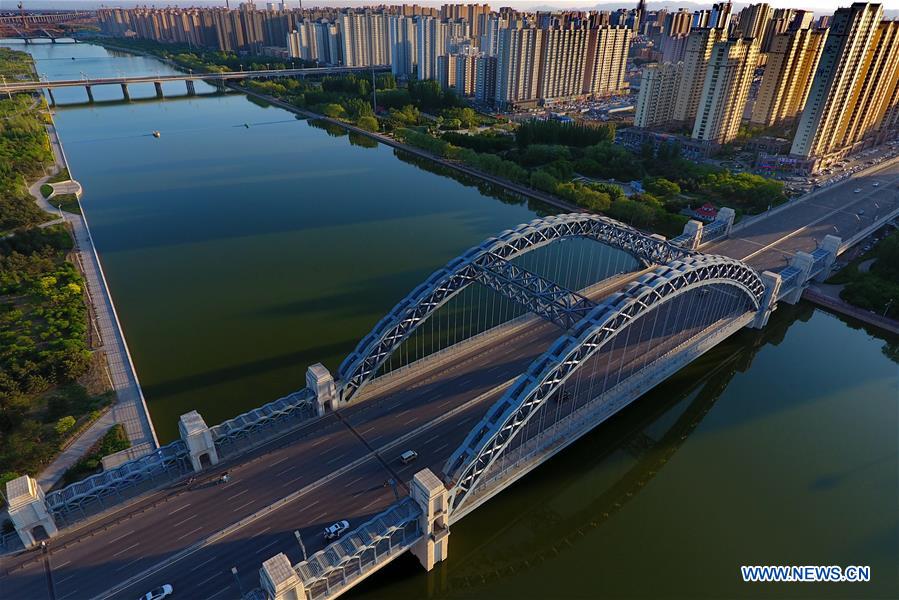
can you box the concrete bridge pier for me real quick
[154,81,164,98]
[750,271,782,329]
[410,469,450,571]
[186,79,196,96]
[814,234,842,282]
[84,85,94,103]
[781,251,815,304]
[120,83,130,101]
[715,207,736,237]
[178,410,220,471]
[260,553,305,600]
[5,475,58,549]
[307,363,337,415]
[46,88,55,107]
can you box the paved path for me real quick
[29,121,158,489]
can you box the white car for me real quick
[139,584,173,600]
[323,520,350,540]
[854,188,862,193]
[873,182,880,187]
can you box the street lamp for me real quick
[885,298,894,318]
[231,566,245,597]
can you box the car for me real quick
[858,209,865,216]
[139,585,173,600]
[854,188,862,193]
[323,520,350,540]
[399,450,419,464]
[873,182,880,187]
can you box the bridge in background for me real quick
[2,148,898,600]
[0,66,390,104]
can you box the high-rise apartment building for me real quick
[634,61,683,128]
[388,15,417,76]
[338,11,389,67]
[416,16,447,80]
[495,27,543,107]
[583,25,632,97]
[751,27,826,127]
[735,3,772,39]
[791,2,884,158]
[842,20,899,146]
[672,27,726,127]
[475,55,498,102]
[539,25,589,102]
[692,38,759,144]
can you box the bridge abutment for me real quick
[681,220,704,250]
[260,553,305,600]
[46,88,55,107]
[716,207,736,237]
[179,410,220,472]
[84,85,93,103]
[307,363,337,415]
[5,475,58,549]
[750,271,782,329]
[121,83,130,101]
[186,80,196,96]
[410,469,450,571]
[154,81,164,98]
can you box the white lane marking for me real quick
[311,510,328,521]
[56,573,80,585]
[189,555,219,573]
[112,542,140,558]
[196,572,221,587]
[256,539,281,554]
[177,526,204,541]
[269,455,290,467]
[58,589,81,600]
[284,475,304,487]
[325,451,348,465]
[227,489,249,501]
[168,503,191,515]
[232,499,256,513]
[107,530,134,545]
[114,556,146,573]
[422,433,440,446]
[54,560,71,569]
[343,475,363,488]
[173,513,197,528]
[433,442,449,454]
[403,416,417,426]
[205,587,231,600]
[360,497,383,511]
[256,526,272,535]
[275,465,295,476]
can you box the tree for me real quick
[321,103,346,119]
[356,116,379,132]
[54,415,75,436]
[644,177,681,200]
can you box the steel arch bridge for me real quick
[442,254,764,512]
[337,213,694,404]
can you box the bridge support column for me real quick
[814,234,841,282]
[85,85,94,103]
[306,363,337,415]
[260,553,305,600]
[154,81,164,98]
[750,271,782,329]
[178,410,219,472]
[186,79,196,96]
[410,469,450,571]
[5,475,58,549]
[46,88,55,107]
[782,251,815,305]
[681,220,703,250]
[120,83,130,101]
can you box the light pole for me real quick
[885,298,894,318]
[231,566,245,597]
[294,530,307,561]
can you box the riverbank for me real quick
[32,111,160,487]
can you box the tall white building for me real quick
[692,38,759,144]
[416,16,447,81]
[583,25,632,97]
[388,15,416,77]
[338,11,389,67]
[634,61,683,128]
[495,27,543,107]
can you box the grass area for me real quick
[826,230,899,319]
[49,192,81,215]
[47,168,70,184]
[59,423,130,487]
[40,183,53,198]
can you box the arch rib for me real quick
[337,213,693,404]
[443,254,764,512]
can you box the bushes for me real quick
[60,424,130,486]
[441,131,514,154]
[356,116,379,132]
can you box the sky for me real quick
[7,1,899,12]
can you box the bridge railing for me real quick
[294,497,422,600]
[45,439,192,527]
[212,388,316,459]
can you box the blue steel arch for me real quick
[443,254,765,512]
[337,214,693,404]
